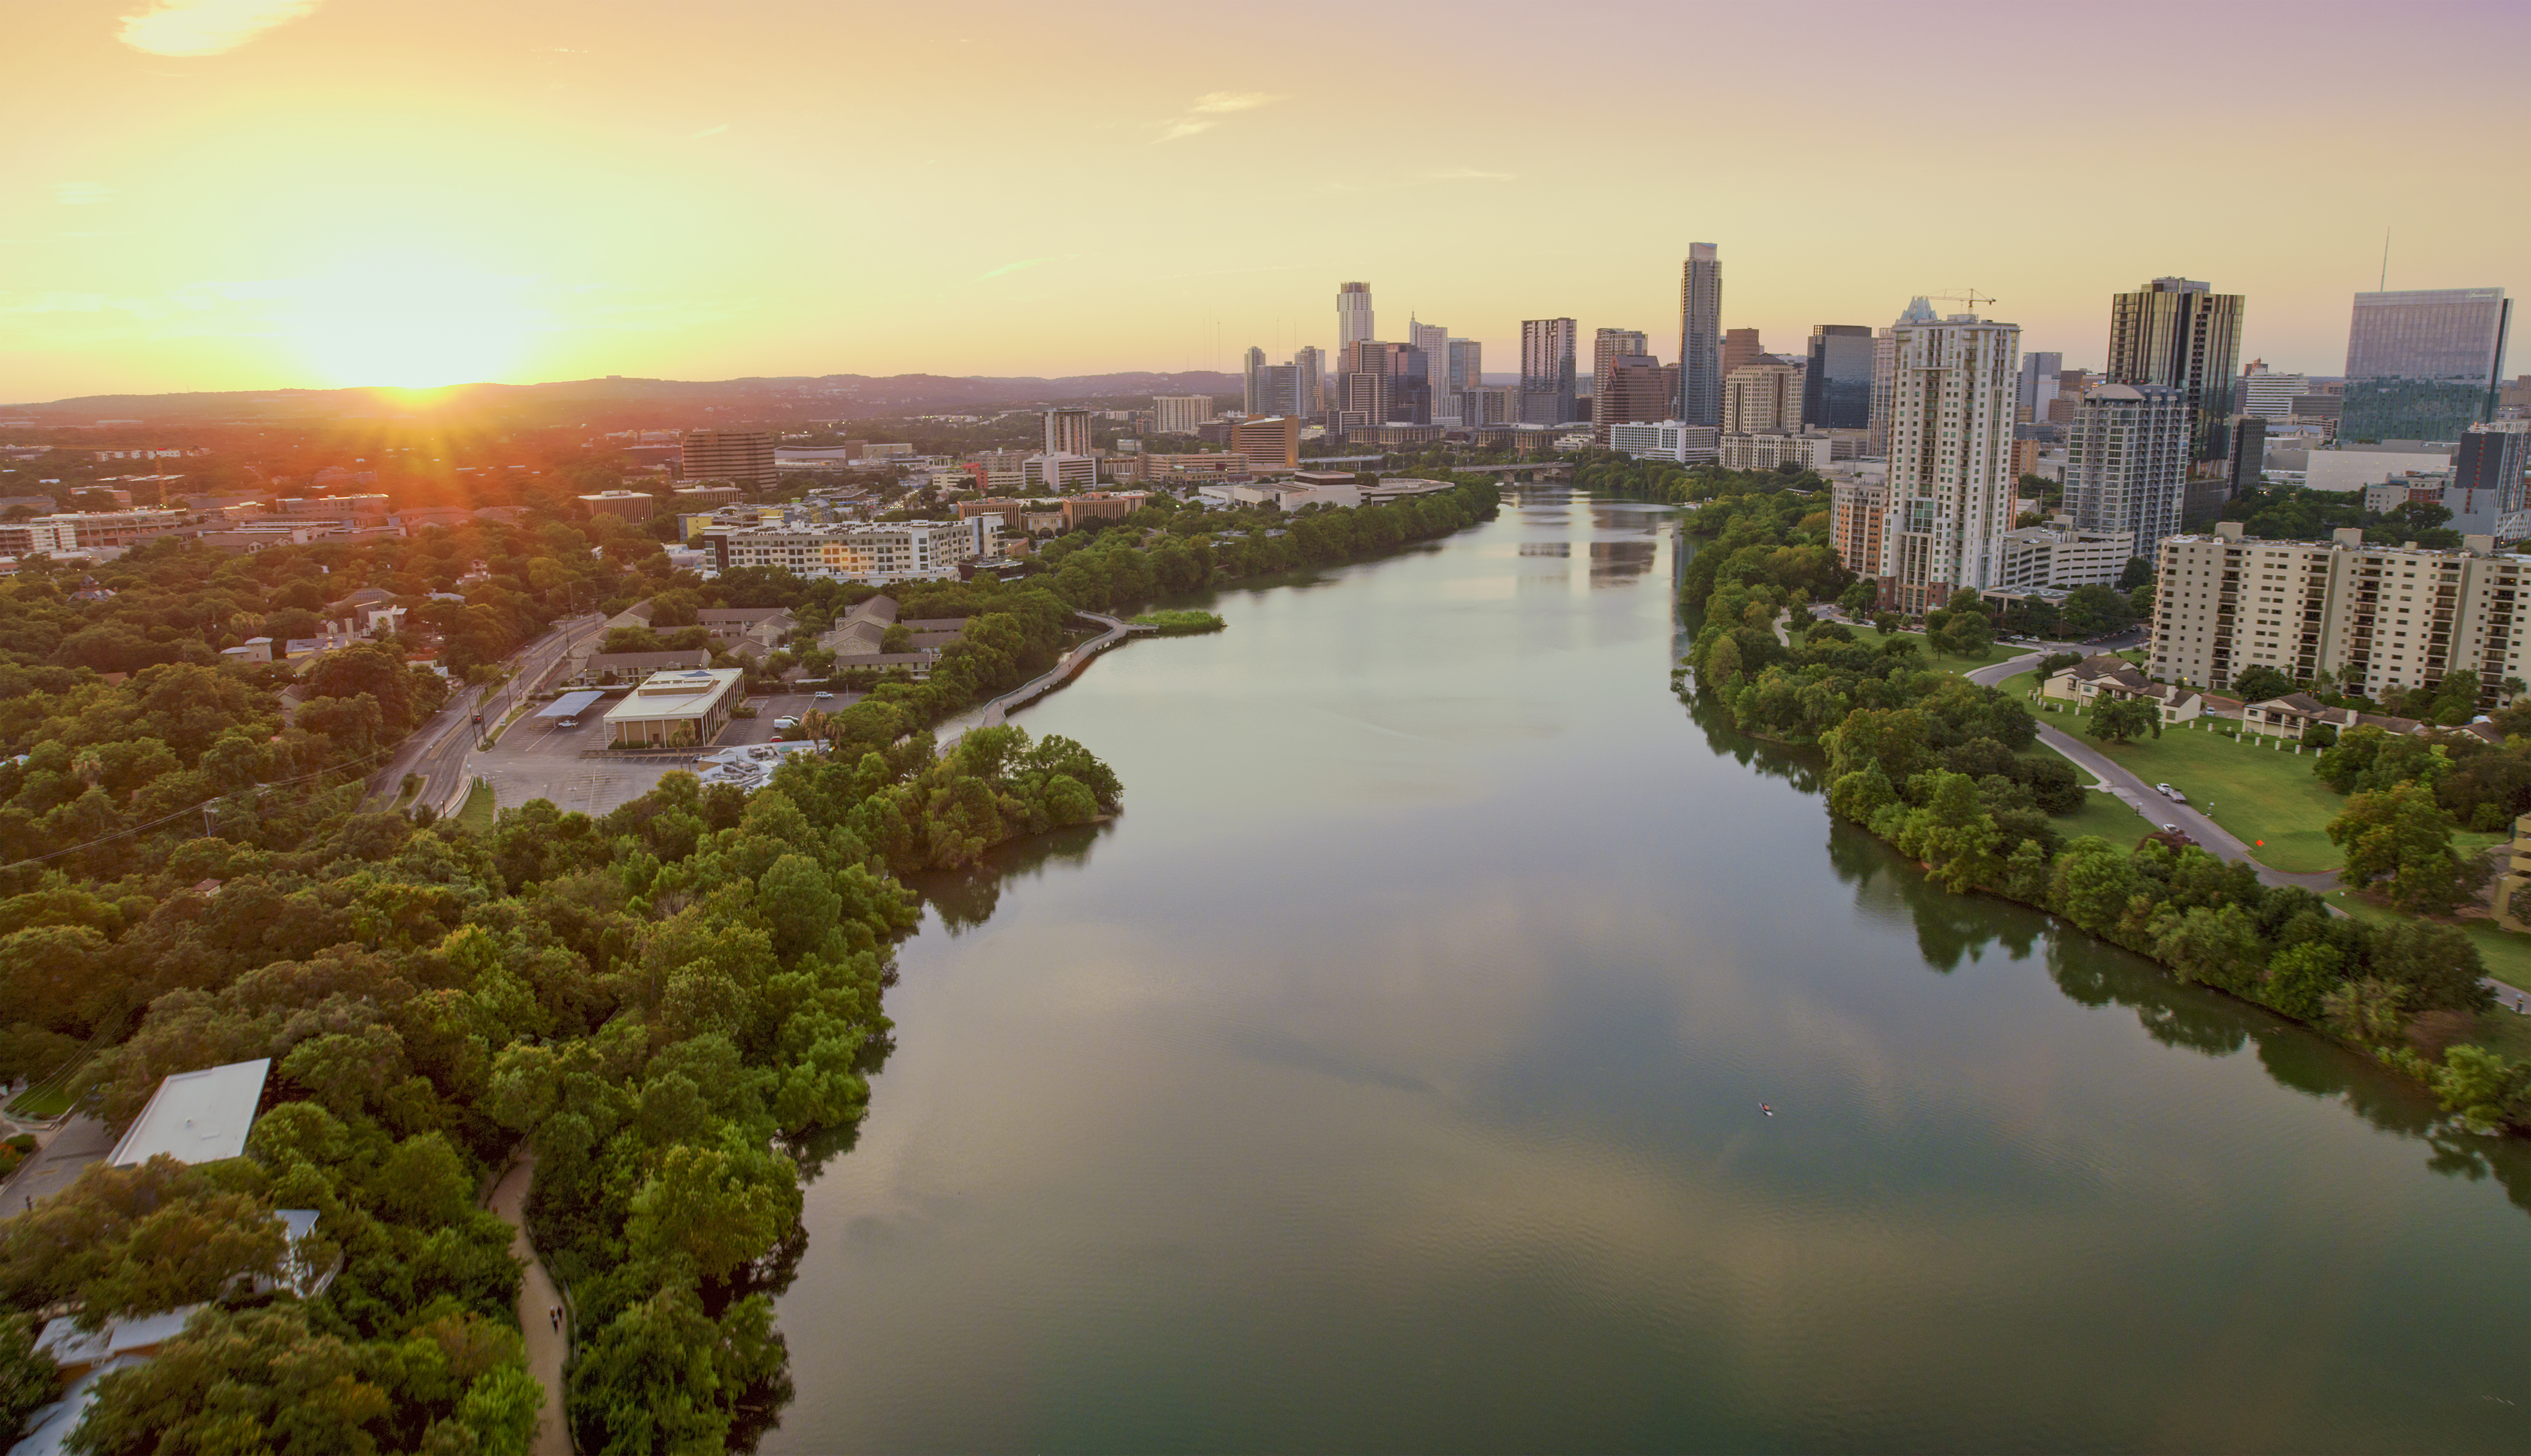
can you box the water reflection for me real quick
[913,818,1117,934]
[1587,540,1657,585]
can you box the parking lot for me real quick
[722,690,863,745]
[471,704,683,820]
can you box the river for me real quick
[764,487,2531,1453]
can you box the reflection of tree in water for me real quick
[912,818,1116,934]
[1678,687,1822,793]
[1828,816,2531,1220]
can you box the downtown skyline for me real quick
[5,0,2528,400]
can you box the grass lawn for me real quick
[2055,785,2158,846]
[5,1085,72,1120]
[1836,623,2008,677]
[2065,720,2352,871]
[455,779,496,836]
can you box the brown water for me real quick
[764,487,2531,1453]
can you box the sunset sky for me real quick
[5,0,2526,401]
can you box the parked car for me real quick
[2155,783,2187,803]
[813,690,834,699]
[556,717,579,729]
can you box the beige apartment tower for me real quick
[1722,362,1802,435]
[1876,311,2020,615]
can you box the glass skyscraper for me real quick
[1804,324,1873,429]
[1677,244,1721,428]
[2342,287,2511,442]
[2105,277,2242,465]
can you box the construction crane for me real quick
[1929,289,1997,313]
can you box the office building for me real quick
[2456,420,2531,520]
[2016,352,2063,424]
[1340,339,1431,425]
[1606,421,1719,464]
[602,668,748,748]
[1520,317,1578,425]
[2342,287,2512,442]
[1869,297,1940,456]
[1043,408,1093,457]
[1830,477,1887,578]
[1459,385,1518,427]
[2237,360,2308,421]
[579,490,660,522]
[1591,328,1649,441]
[677,430,778,489]
[1444,340,1481,403]
[1294,346,1326,419]
[1230,415,1301,470]
[1595,355,1671,442]
[1154,395,1215,435]
[1594,328,1648,390]
[1993,525,2134,592]
[1875,309,2020,614]
[1242,347,1268,415]
[2301,440,2460,492]
[2149,524,2527,708]
[1677,243,1723,427]
[1409,321,1455,423]
[1806,325,1874,430]
[1719,433,1833,472]
[2106,277,2244,464]
[1337,281,1375,351]
[2226,414,2269,496]
[2065,383,2189,563]
[1722,362,1802,435]
[1721,328,1765,380]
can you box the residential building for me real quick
[1606,421,1720,464]
[1061,490,1152,529]
[1722,362,1802,435]
[1677,243,1723,427]
[2149,522,2530,708]
[704,517,1000,581]
[2342,286,2511,442]
[2065,383,2189,563]
[1520,317,1578,425]
[2226,414,2269,496]
[109,1058,271,1167]
[1043,408,1093,457]
[579,489,659,522]
[1594,353,1669,443]
[1459,385,1518,427]
[2106,277,2244,464]
[1807,325,1874,430]
[1830,477,1887,577]
[2455,420,2531,522]
[1992,525,2134,592]
[1294,346,1326,418]
[1443,340,1481,419]
[1410,316,1451,412]
[1337,281,1375,350]
[1154,395,1215,435]
[1231,415,1301,470]
[677,429,778,489]
[602,668,746,747]
[1868,296,1939,455]
[1875,309,2020,614]
[1242,347,1267,414]
[2237,360,2307,421]
[2016,351,2063,424]
[1718,432,1832,472]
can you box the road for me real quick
[371,613,606,816]
[487,1155,572,1456]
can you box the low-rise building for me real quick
[109,1058,271,1168]
[1062,491,1151,530]
[601,667,746,747]
[1605,421,1720,464]
[579,489,660,522]
[1993,525,2133,592]
[703,518,1000,581]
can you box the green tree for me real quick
[2328,781,2473,912]
[2433,1046,2526,1132]
[2229,664,2295,703]
[625,1139,802,1284]
[2088,696,2160,744]
[0,1315,56,1445]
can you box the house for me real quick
[2241,693,2424,741]
[108,1058,270,1168]
[571,649,711,687]
[2042,654,2209,724]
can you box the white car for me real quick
[556,717,579,729]
[2155,783,2187,803]
[813,690,834,699]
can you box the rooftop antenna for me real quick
[2380,227,2390,291]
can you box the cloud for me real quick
[692,123,730,139]
[979,258,1057,280]
[54,183,116,206]
[1154,90,1282,143]
[119,0,323,56]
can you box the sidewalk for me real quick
[487,1154,573,1456]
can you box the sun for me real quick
[287,249,535,389]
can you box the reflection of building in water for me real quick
[1589,539,1658,583]
[1519,542,1572,556]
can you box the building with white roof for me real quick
[107,1058,269,1168]
[601,667,746,747]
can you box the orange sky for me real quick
[5,0,2525,401]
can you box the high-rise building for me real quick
[1590,328,1650,441]
[1445,339,1482,408]
[1459,385,1517,427]
[1294,346,1325,419]
[2226,415,2269,497]
[1230,415,1301,470]
[1242,346,1267,415]
[1409,318,1452,422]
[677,430,778,489]
[2236,359,2308,422]
[1868,297,1939,456]
[1806,325,1874,430]
[1337,281,1375,351]
[1340,340,1430,425]
[2106,277,2244,465]
[2065,384,2190,565]
[2455,421,2531,521]
[1595,356,1670,442]
[2342,287,2512,442]
[1722,362,1802,435]
[1043,408,1093,457]
[1721,328,1766,380]
[1520,317,1578,425]
[2016,351,2062,423]
[1875,310,2020,615]
[1830,477,1888,580]
[1677,243,1722,427]
[1152,395,1215,435]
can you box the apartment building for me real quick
[705,517,1001,581]
[677,430,778,488]
[1154,395,1215,435]
[1722,362,1802,435]
[1830,478,1887,580]
[1606,421,1720,464]
[1876,311,2020,614]
[2149,522,2531,706]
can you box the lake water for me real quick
[765,487,2531,1453]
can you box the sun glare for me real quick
[288,251,534,389]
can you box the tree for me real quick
[0,1315,56,1445]
[2229,664,2295,703]
[2116,557,2155,592]
[2328,781,2475,913]
[2060,584,2135,637]
[625,1139,802,1284]
[2088,696,2160,744]
[2433,1046,2526,1132]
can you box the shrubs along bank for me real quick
[1658,466,2519,1135]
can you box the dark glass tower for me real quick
[2105,277,2244,465]
[1803,325,1873,429]
[1677,243,1721,427]
[2342,288,2511,442]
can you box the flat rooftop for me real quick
[107,1057,270,1167]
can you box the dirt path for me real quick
[486,1154,573,1456]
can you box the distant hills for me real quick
[3,370,1248,428]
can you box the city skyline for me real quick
[5,0,2528,401]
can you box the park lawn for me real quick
[456,779,496,836]
[2054,785,2158,846]
[1837,623,2006,677]
[2078,720,2352,870]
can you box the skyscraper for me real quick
[1444,339,1481,408]
[1595,356,1670,443]
[1409,317,1451,420]
[2065,383,2189,563]
[1806,325,1874,430]
[1677,243,1722,428]
[1520,317,1578,425]
[1721,328,1766,380]
[2342,287,2511,441]
[1340,340,1430,425]
[1876,309,2020,614]
[2455,421,2531,521]
[1868,297,1939,456]
[1337,282,1375,352]
[1722,362,1801,435]
[1043,408,1093,457]
[1293,346,1325,419]
[1242,346,1267,415]
[2105,277,2244,464]
[2015,351,2062,422]
[2236,359,2308,421]
[1591,328,1649,441]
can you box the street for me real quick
[368,612,606,815]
